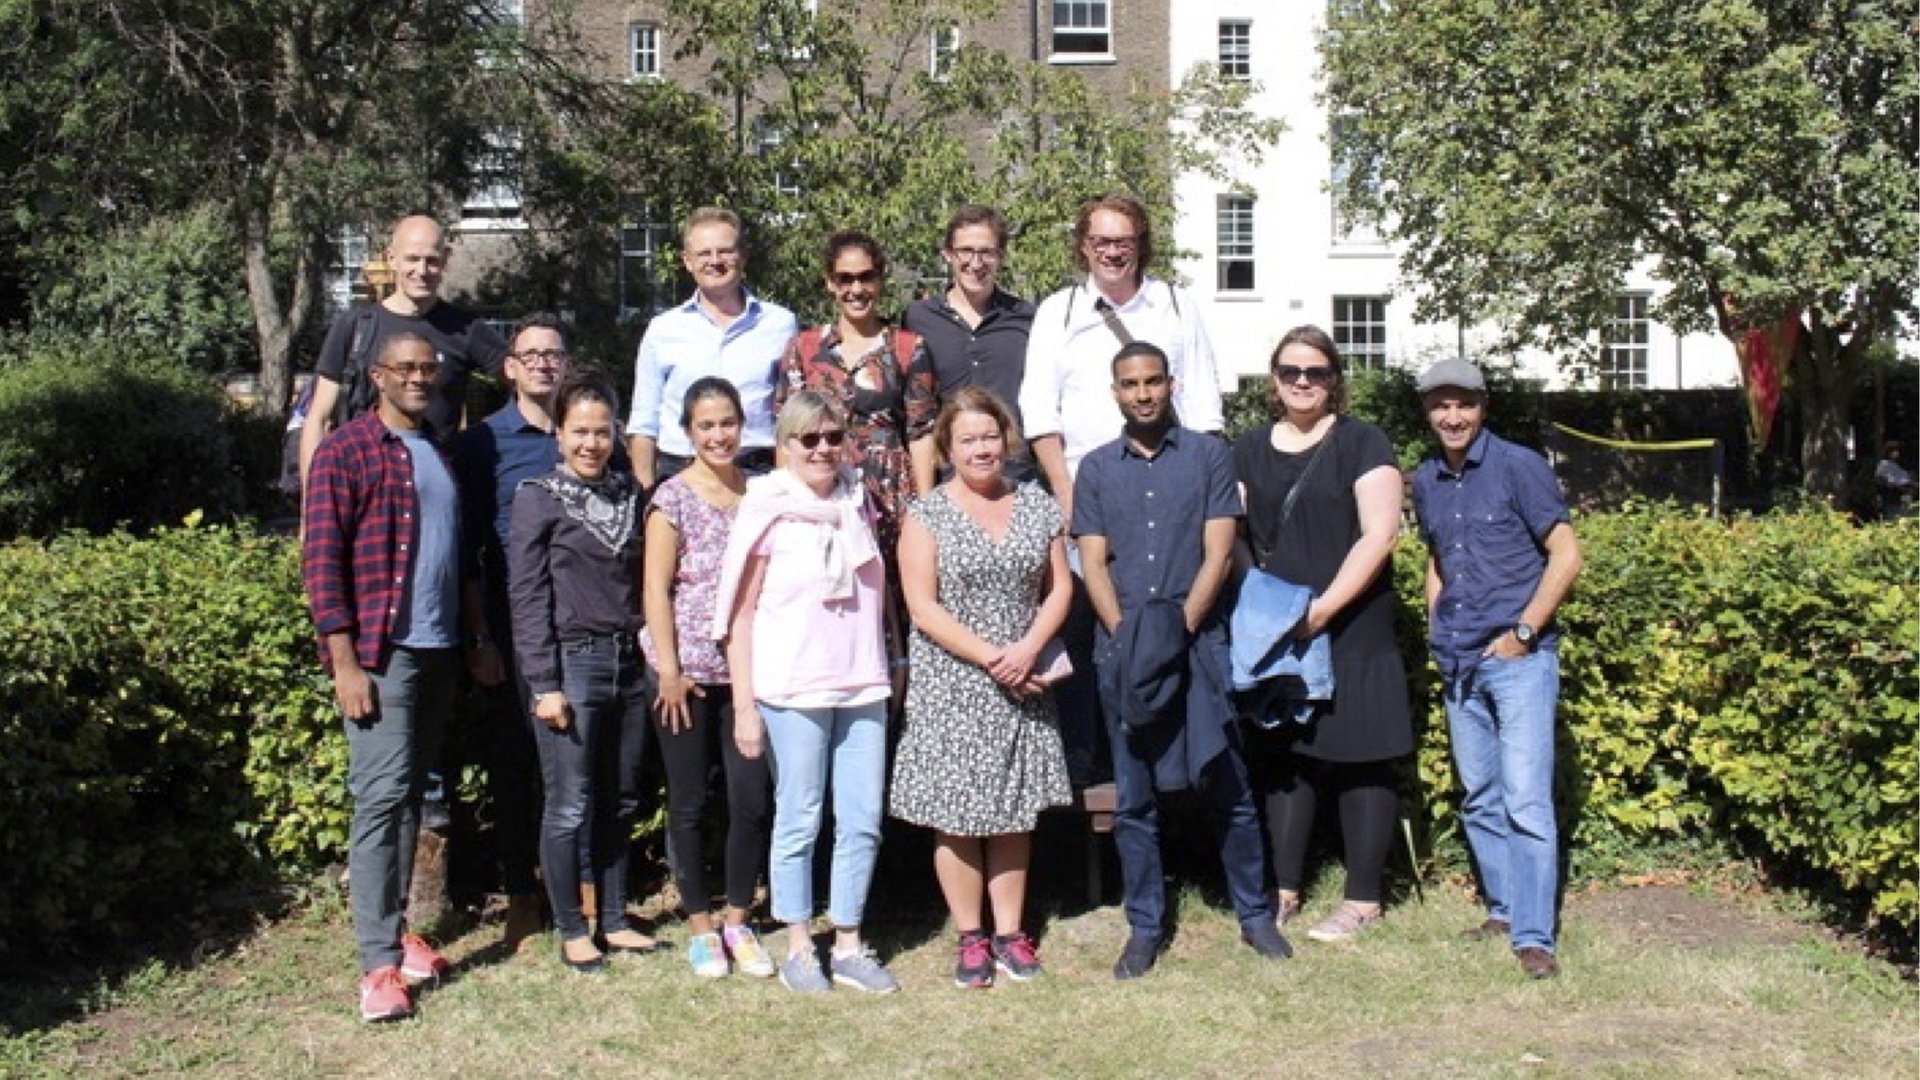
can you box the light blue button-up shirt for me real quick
[627,289,799,456]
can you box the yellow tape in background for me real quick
[1549,422,1717,453]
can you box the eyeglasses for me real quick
[1275,365,1338,386]
[830,270,881,288]
[793,429,847,450]
[513,349,569,367]
[948,247,1001,264]
[1086,235,1138,254]
[380,360,442,380]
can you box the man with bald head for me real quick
[298,215,510,482]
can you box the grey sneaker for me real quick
[829,946,901,994]
[778,952,831,993]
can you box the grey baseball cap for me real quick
[1415,357,1486,394]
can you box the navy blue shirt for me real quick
[1071,426,1241,614]
[454,402,563,597]
[1411,429,1571,677]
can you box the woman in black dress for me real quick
[1232,325,1412,944]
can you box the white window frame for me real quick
[629,22,661,79]
[1328,112,1383,247]
[323,230,371,316]
[756,124,803,200]
[1216,195,1256,294]
[1332,295,1389,371]
[1600,292,1652,390]
[1049,0,1113,63]
[618,218,675,321]
[461,130,525,229]
[929,23,960,80]
[1218,19,1251,79]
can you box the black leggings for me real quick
[1255,751,1400,904]
[652,679,773,914]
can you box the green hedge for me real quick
[1,509,1912,952]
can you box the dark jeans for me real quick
[1058,549,1112,787]
[649,673,772,914]
[1106,708,1272,938]
[533,634,649,940]
[345,646,456,971]
[482,649,541,896]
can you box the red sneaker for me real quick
[358,966,414,1023]
[400,932,451,984]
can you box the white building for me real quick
[1167,2,1739,392]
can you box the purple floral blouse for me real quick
[638,475,737,684]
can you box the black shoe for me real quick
[1240,919,1294,960]
[1516,946,1560,980]
[560,940,606,974]
[1112,934,1162,981]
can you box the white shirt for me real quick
[1018,275,1224,479]
[627,289,799,456]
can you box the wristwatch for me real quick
[1512,622,1537,649]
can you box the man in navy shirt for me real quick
[1074,342,1289,979]
[1410,358,1583,980]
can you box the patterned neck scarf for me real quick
[532,468,638,554]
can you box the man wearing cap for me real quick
[1410,358,1582,980]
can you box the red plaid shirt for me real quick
[302,412,458,672]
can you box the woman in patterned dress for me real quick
[888,388,1073,988]
[640,376,775,980]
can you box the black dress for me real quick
[1233,416,1413,763]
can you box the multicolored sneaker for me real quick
[1305,902,1383,943]
[829,946,901,994]
[954,930,993,989]
[687,932,729,978]
[991,932,1042,981]
[400,932,451,984]
[722,923,776,978]
[358,966,414,1023]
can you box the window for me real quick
[1216,195,1255,293]
[461,130,523,224]
[629,22,661,78]
[1332,295,1388,370]
[1051,1,1111,58]
[1328,112,1382,245]
[1219,19,1251,79]
[930,23,960,80]
[1600,293,1651,389]
[323,230,370,316]
[755,123,803,200]
[618,219,674,319]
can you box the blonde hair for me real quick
[775,388,850,444]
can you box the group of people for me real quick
[300,197,1583,1024]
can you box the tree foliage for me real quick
[1322,0,1918,497]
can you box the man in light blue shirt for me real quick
[626,207,797,486]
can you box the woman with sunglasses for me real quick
[775,228,938,554]
[713,389,899,995]
[508,371,656,973]
[1232,325,1413,946]
[641,376,776,980]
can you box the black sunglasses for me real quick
[794,429,847,450]
[1275,364,1338,386]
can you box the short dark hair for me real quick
[680,376,744,431]
[1267,324,1348,415]
[1072,193,1152,278]
[508,311,571,354]
[1111,340,1170,378]
[376,331,433,367]
[552,370,620,427]
[943,204,1009,251]
[823,228,887,278]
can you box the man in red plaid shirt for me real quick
[303,332,463,1022]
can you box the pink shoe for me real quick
[400,932,451,984]
[358,966,414,1023]
[1305,902,1383,943]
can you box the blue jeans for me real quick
[1444,649,1561,952]
[760,700,888,928]
[533,634,649,940]
[1106,708,1273,939]
[345,646,456,971]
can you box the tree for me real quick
[0,0,699,416]
[659,0,1283,318]
[1322,0,1918,498]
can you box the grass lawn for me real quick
[2,831,1913,1079]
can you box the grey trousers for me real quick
[344,646,456,971]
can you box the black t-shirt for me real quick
[315,301,509,436]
